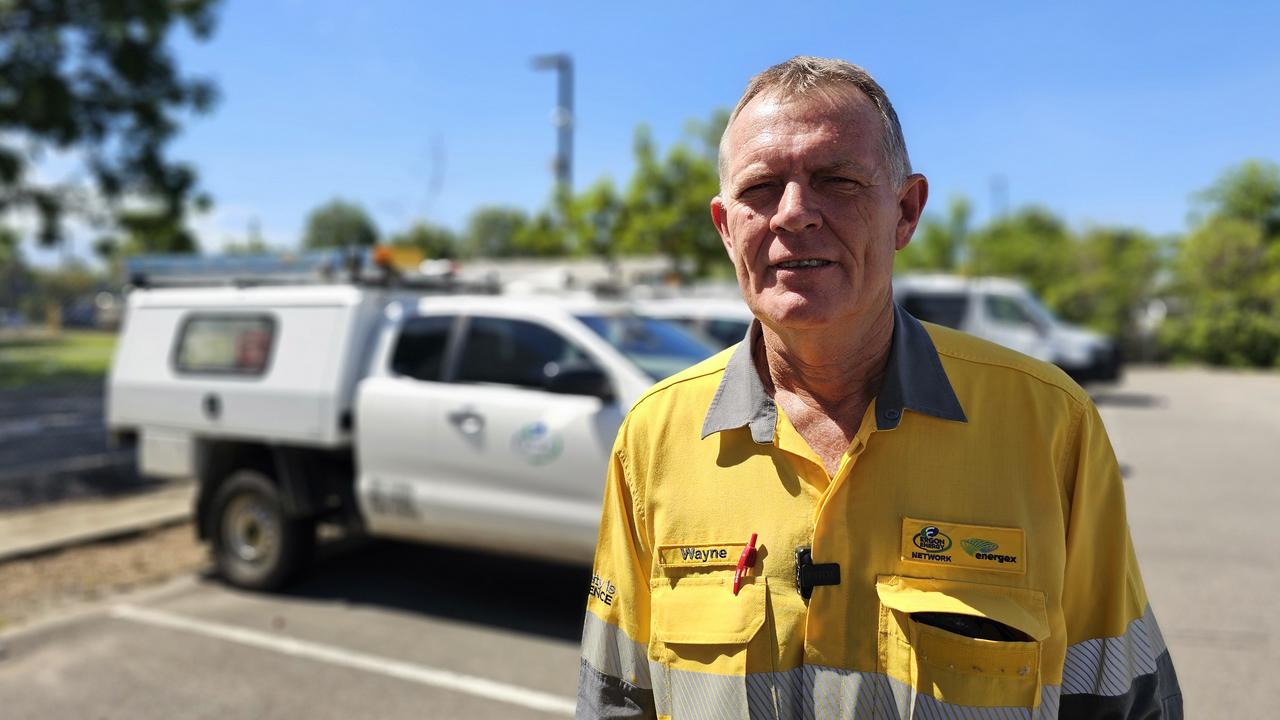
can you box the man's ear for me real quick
[711,196,735,258]
[895,174,929,251]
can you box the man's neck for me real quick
[755,301,895,413]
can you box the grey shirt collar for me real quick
[700,303,967,444]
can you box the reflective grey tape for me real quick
[1062,604,1167,697]
[1059,650,1182,719]
[655,663,1060,719]
[577,658,657,720]
[650,660,671,718]
[580,612,652,690]
[669,665,749,720]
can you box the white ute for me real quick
[108,281,713,589]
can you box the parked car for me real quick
[893,274,1122,383]
[107,282,715,590]
[632,296,754,349]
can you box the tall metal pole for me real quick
[532,53,574,194]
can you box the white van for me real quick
[893,274,1122,382]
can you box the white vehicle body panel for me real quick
[354,298,652,564]
[108,286,391,459]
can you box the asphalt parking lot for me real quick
[0,367,1276,718]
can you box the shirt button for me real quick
[884,409,900,420]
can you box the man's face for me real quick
[712,88,927,333]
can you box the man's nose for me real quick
[770,181,822,235]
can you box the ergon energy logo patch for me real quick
[913,525,952,554]
[901,518,1025,574]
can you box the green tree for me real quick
[1051,227,1160,345]
[0,0,221,246]
[1195,160,1280,237]
[965,207,1073,298]
[616,124,723,276]
[896,196,970,272]
[567,178,622,259]
[302,199,379,250]
[1160,216,1280,367]
[511,210,567,257]
[462,206,528,258]
[1159,159,1280,367]
[0,226,31,314]
[389,221,458,259]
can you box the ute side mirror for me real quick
[545,362,615,402]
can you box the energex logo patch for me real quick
[961,538,1019,566]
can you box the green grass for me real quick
[0,330,118,389]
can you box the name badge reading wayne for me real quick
[657,543,747,568]
[901,517,1025,574]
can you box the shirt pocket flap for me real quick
[650,576,766,645]
[875,574,1050,642]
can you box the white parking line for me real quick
[110,604,575,716]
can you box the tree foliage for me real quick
[965,207,1073,299]
[1160,173,1280,368]
[389,220,457,259]
[301,198,378,250]
[567,178,621,259]
[1050,227,1160,345]
[0,0,221,246]
[461,206,529,258]
[615,123,723,275]
[1194,160,1280,237]
[897,196,970,272]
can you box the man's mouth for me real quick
[773,259,833,269]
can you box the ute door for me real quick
[977,292,1053,361]
[358,312,621,562]
[356,313,459,527]
[424,315,620,556]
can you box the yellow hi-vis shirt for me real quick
[577,304,1181,719]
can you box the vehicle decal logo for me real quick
[912,525,952,553]
[512,421,562,465]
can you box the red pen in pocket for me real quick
[733,533,758,596]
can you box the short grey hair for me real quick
[719,56,912,189]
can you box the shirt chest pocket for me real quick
[648,576,773,719]
[876,574,1050,711]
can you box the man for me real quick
[578,56,1181,719]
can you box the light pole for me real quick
[531,53,574,195]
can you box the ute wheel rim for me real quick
[223,493,281,566]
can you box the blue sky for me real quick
[24,0,1280,264]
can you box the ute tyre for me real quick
[211,469,314,591]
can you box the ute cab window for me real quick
[456,316,599,390]
[390,315,455,382]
